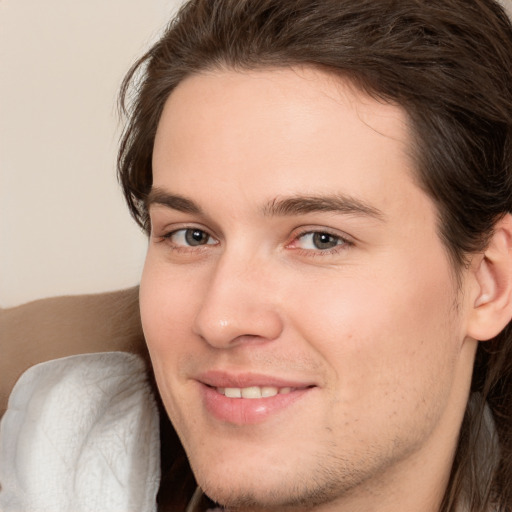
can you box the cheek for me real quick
[139,255,199,410]
[288,256,461,414]
[140,254,198,351]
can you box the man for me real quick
[117,0,512,511]
[1,1,511,511]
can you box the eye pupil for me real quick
[312,232,339,249]
[185,229,209,246]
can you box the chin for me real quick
[188,449,366,512]
[197,475,357,512]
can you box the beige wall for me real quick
[0,0,185,307]
[1,0,511,307]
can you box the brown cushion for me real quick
[0,287,147,418]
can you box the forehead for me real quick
[152,66,421,219]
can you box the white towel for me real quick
[0,352,160,512]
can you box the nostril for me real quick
[194,307,284,349]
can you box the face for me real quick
[141,67,476,511]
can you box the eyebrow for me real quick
[146,188,203,214]
[263,194,385,220]
[146,188,384,221]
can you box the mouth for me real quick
[215,385,298,399]
[196,372,316,425]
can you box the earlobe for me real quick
[467,214,512,341]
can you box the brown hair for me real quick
[118,1,512,510]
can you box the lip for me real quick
[197,370,314,389]
[196,371,316,425]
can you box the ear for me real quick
[466,214,512,341]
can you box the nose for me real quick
[192,252,284,348]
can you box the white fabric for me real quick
[0,352,160,512]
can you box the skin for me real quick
[140,67,480,511]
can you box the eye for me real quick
[294,231,348,251]
[165,228,216,247]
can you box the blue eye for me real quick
[167,228,216,247]
[296,231,346,250]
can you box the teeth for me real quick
[261,386,279,397]
[217,386,292,399]
[242,386,262,399]
[224,388,242,398]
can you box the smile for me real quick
[198,375,316,425]
[216,386,294,398]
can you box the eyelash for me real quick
[157,227,352,256]
[288,229,352,256]
[159,227,218,253]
